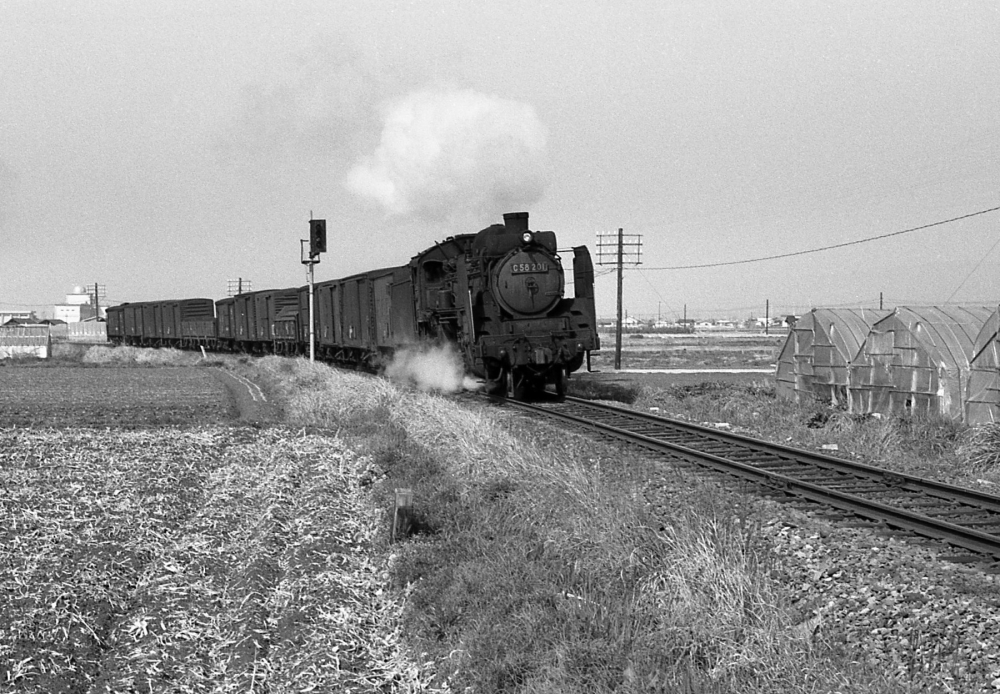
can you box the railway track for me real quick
[501,395,1000,566]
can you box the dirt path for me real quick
[208,367,283,425]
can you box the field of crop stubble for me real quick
[0,350,424,692]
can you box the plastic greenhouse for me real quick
[967,306,1000,425]
[775,308,888,406]
[849,306,993,420]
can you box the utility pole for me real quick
[226,278,253,297]
[615,228,623,369]
[303,217,327,362]
[596,228,642,370]
[90,283,106,319]
[765,299,769,335]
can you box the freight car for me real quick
[107,298,215,348]
[107,211,599,398]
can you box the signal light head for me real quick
[309,219,327,256]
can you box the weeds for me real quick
[82,345,208,366]
[241,357,909,693]
[956,423,1000,474]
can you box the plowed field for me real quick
[0,366,235,427]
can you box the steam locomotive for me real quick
[106,212,600,398]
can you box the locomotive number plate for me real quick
[510,262,549,274]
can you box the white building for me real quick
[54,286,101,323]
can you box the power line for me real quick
[946,231,1000,304]
[636,268,676,319]
[642,205,1000,271]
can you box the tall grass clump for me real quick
[956,423,1000,484]
[82,345,207,366]
[49,342,93,362]
[241,358,902,693]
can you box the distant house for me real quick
[0,311,37,326]
[54,286,102,323]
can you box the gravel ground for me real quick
[760,502,1000,692]
[644,464,1000,692]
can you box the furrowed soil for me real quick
[0,366,236,427]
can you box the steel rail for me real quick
[504,396,1000,560]
[558,396,1000,512]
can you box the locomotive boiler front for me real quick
[492,244,564,316]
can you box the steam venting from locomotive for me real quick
[346,89,549,222]
[384,343,481,394]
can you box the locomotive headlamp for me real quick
[521,232,532,244]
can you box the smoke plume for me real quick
[346,88,549,222]
[384,343,481,394]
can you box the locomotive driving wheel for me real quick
[554,366,568,397]
[484,362,506,395]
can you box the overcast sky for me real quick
[2,0,998,320]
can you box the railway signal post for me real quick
[302,218,327,362]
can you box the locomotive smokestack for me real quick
[503,211,529,234]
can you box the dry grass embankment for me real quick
[250,357,905,693]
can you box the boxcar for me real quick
[106,305,125,344]
[234,292,257,347]
[122,303,144,344]
[175,298,216,346]
[316,279,341,352]
[141,304,157,344]
[216,297,236,349]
